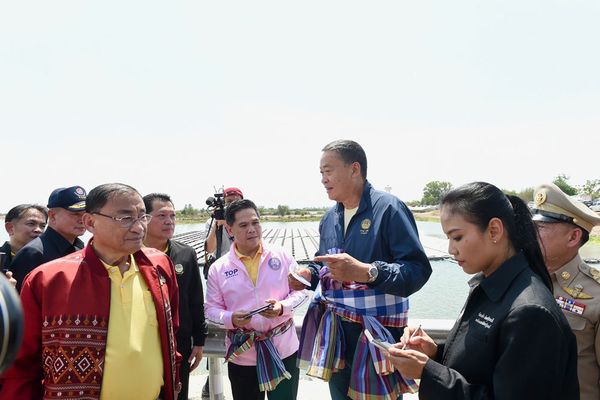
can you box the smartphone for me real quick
[364,329,393,351]
[242,303,274,319]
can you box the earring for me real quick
[493,240,497,244]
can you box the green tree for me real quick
[181,204,192,216]
[553,174,578,196]
[580,179,600,200]
[276,204,290,217]
[421,181,453,206]
[502,187,533,202]
[180,203,200,217]
[515,187,534,202]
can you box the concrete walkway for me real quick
[188,369,419,400]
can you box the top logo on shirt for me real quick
[224,268,239,279]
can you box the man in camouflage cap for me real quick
[532,182,600,400]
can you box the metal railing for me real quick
[203,318,454,400]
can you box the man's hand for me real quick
[314,254,371,283]
[259,299,283,319]
[288,267,312,290]
[231,311,252,328]
[210,219,225,231]
[188,346,204,371]
[4,271,17,288]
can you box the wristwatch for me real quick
[366,263,379,283]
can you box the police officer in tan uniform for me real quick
[532,182,600,400]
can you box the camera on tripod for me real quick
[205,192,226,220]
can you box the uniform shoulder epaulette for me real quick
[582,263,600,285]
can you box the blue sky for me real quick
[1,1,599,212]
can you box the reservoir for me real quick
[2,219,599,321]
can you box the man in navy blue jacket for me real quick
[10,186,87,292]
[291,140,431,400]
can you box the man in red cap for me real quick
[204,187,244,260]
[202,187,243,398]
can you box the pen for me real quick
[401,324,422,350]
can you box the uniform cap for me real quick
[47,186,87,211]
[532,183,600,232]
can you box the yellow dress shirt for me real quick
[235,243,263,285]
[100,255,164,400]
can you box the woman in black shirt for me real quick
[386,182,579,400]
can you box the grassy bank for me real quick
[413,210,441,223]
[589,236,600,244]
[411,210,600,239]
[261,215,322,222]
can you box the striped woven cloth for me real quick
[226,318,294,392]
[298,271,418,400]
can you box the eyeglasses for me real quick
[92,212,153,228]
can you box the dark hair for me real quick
[5,204,48,223]
[86,183,141,214]
[322,139,368,180]
[580,229,590,246]
[441,182,552,291]
[225,199,260,226]
[143,193,173,213]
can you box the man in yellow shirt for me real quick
[1,183,182,400]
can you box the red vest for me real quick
[0,243,181,400]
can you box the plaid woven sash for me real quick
[226,318,294,392]
[298,267,418,400]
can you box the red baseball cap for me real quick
[224,187,243,198]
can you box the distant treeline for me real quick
[406,174,600,207]
[176,204,328,221]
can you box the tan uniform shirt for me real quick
[552,254,600,400]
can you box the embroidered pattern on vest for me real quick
[157,271,177,397]
[42,314,108,399]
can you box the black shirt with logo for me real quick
[420,253,579,399]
